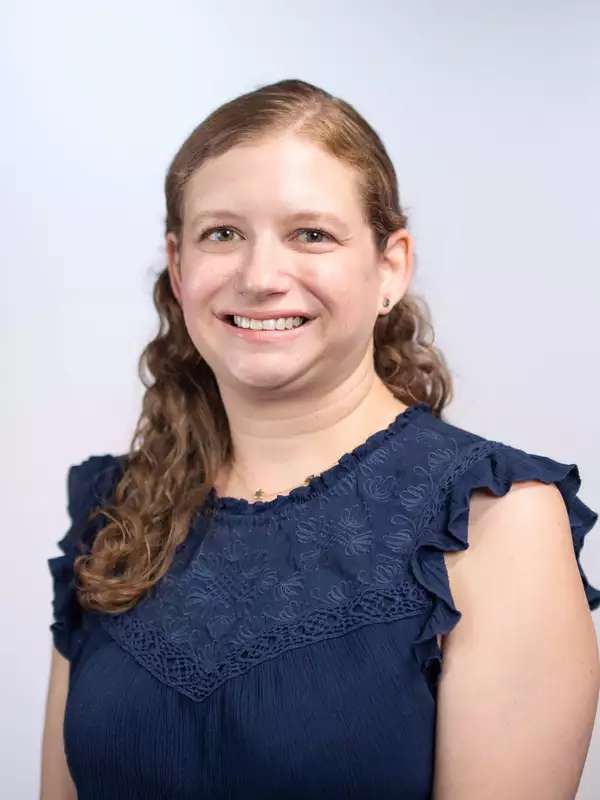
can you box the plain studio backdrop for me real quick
[2,1,599,797]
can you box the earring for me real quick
[383,297,390,308]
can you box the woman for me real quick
[42,79,600,799]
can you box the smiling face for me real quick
[166,134,411,401]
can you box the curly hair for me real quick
[74,78,454,615]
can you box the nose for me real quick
[234,233,293,296]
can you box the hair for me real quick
[74,78,454,615]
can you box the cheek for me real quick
[178,269,218,313]
[323,270,376,321]
[176,277,215,344]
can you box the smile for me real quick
[218,315,316,342]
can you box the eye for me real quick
[198,225,336,244]
[199,226,241,243]
[295,228,335,244]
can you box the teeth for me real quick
[232,315,307,330]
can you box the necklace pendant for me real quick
[254,488,265,499]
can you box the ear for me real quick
[166,233,182,306]
[378,228,413,310]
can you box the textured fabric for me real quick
[47,402,600,799]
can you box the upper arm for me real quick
[433,480,600,800]
[42,454,125,798]
[40,645,77,800]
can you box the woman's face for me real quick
[166,134,411,399]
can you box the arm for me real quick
[39,645,77,800]
[433,480,600,799]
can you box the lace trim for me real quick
[99,581,432,703]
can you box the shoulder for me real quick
[411,408,597,546]
[406,405,503,487]
[56,452,127,559]
[407,406,600,675]
[66,453,127,520]
[424,409,599,606]
[444,478,579,617]
[47,452,127,662]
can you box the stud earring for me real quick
[383,297,390,308]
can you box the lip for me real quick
[218,310,315,321]
[217,314,316,342]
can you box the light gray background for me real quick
[3,1,599,797]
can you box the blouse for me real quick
[47,401,600,799]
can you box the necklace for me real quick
[227,461,325,501]
[252,474,318,500]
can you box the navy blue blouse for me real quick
[47,402,600,799]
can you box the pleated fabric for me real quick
[47,402,600,799]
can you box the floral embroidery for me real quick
[97,407,504,703]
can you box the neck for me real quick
[213,371,408,501]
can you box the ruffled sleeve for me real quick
[47,454,125,661]
[410,442,600,688]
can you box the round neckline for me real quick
[204,401,431,517]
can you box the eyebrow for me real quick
[190,209,350,231]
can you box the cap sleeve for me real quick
[410,442,600,687]
[47,454,125,661]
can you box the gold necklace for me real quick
[252,474,318,500]
[227,462,330,500]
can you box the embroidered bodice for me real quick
[47,402,600,799]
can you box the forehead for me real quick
[183,135,365,225]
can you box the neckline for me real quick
[204,401,431,517]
